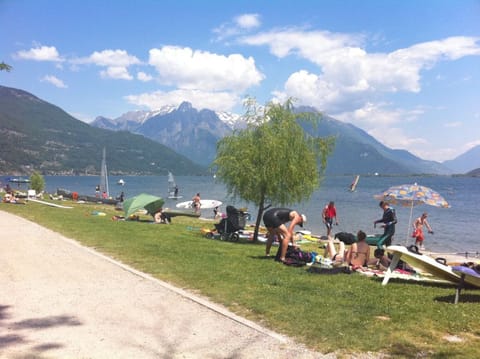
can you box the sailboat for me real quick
[167,171,183,199]
[349,175,360,192]
[99,147,110,198]
[56,147,118,205]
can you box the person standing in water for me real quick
[374,201,397,249]
[192,193,201,213]
[412,212,433,250]
[322,201,339,237]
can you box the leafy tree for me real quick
[213,98,335,241]
[30,171,45,193]
[0,62,13,72]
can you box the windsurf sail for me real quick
[168,171,180,198]
[99,147,109,197]
[349,175,360,192]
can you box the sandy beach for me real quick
[0,210,328,359]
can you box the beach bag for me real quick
[282,257,306,267]
[335,232,356,245]
[276,246,313,266]
[287,247,313,263]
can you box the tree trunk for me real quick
[253,195,266,242]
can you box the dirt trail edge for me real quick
[0,210,328,359]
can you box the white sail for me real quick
[168,171,175,196]
[167,171,182,198]
[349,175,360,192]
[99,147,109,197]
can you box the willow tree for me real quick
[29,171,45,193]
[213,99,335,241]
[0,62,13,72]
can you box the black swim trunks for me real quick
[263,208,292,228]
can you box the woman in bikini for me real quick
[327,230,371,270]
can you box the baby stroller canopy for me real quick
[214,205,249,241]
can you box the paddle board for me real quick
[28,198,73,209]
[168,195,184,200]
[162,208,200,218]
[176,199,222,209]
[382,245,460,285]
[452,266,480,288]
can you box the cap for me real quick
[300,214,307,227]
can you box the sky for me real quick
[1,0,479,162]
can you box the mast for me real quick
[100,147,109,197]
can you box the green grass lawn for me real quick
[2,199,480,358]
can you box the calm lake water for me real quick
[3,174,479,253]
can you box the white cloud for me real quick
[148,46,264,92]
[74,49,140,80]
[235,14,261,29]
[137,71,153,82]
[213,13,262,42]
[100,66,133,80]
[444,121,462,128]
[41,75,67,88]
[125,89,239,112]
[16,46,63,62]
[77,49,141,67]
[241,30,480,114]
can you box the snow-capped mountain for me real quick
[91,102,240,165]
[92,104,243,131]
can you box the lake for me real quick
[2,174,479,254]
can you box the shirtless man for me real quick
[263,208,307,262]
[412,212,433,250]
[192,193,201,213]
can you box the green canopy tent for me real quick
[123,193,165,218]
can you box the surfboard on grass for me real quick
[382,245,460,286]
[28,198,73,209]
[176,199,222,209]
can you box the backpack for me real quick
[275,244,315,266]
[284,246,315,266]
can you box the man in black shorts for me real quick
[263,208,307,262]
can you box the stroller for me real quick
[212,205,249,241]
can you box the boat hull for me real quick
[57,188,119,205]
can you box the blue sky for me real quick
[1,0,479,162]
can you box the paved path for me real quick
[0,210,327,358]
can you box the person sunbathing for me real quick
[326,230,372,270]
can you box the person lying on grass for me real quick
[326,231,390,270]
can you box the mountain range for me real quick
[92,102,466,175]
[1,84,478,176]
[0,85,205,176]
[93,102,243,166]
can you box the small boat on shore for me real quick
[56,188,119,205]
